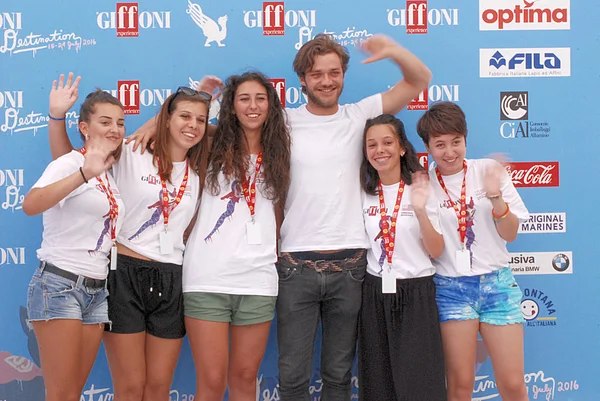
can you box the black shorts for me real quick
[358,273,446,401]
[105,254,185,339]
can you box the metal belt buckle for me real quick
[313,260,328,272]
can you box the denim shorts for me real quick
[27,265,110,326]
[433,267,524,325]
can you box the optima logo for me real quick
[480,0,569,31]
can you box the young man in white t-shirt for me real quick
[277,33,432,401]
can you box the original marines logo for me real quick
[0,11,96,56]
[521,288,557,327]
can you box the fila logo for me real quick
[268,78,286,108]
[117,80,140,114]
[263,2,285,35]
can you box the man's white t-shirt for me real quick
[183,155,278,296]
[363,182,440,279]
[281,94,383,252]
[429,158,529,277]
[112,142,200,264]
[35,150,125,279]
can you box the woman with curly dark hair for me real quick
[182,71,291,401]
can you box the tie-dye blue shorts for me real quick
[433,267,524,325]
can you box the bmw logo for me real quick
[552,253,570,272]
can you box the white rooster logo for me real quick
[187,1,228,47]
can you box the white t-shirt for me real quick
[429,158,529,277]
[183,155,278,296]
[281,94,383,252]
[363,182,440,279]
[112,142,200,264]
[35,151,125,279]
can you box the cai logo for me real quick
[480,48,570,78]
[408,84,459,110]
[187,1,228,47]
[480,0,570,31]
[0,168,24,212]
[500,91,528,120]
[387,1,459,34]
[521,288,557,327]
[499,92,551,139]
[96,3,172,37]
[552,253,570,272]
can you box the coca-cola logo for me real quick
[505,162,559,187]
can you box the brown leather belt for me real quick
[279,249,366,273]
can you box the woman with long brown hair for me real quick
[182,71,291,401]
[47,73,212,401]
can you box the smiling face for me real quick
[79,103,125,152]
[166,100,207,156]
[300,52,345,115]
[521,299,540,321]
[365,124,404,180]
[233,80,269,134]
[426,133,467,175]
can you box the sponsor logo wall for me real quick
[1,0,596,400]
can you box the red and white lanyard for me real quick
[435,160,468,248]
[79,147,118,243]
[241,153,263,222]
[157,158,189,233]
[378,180,406,265]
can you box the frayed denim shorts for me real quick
[27,262,110,327]
[433,267,524,325]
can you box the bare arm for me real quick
[411,172,443,258]
[490,197,519,242]
[48,73,80,159]
[23,171,87,216]
[362,35,432,115]
[23,145,114,216]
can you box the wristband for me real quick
[486,192,502,200]
[48,113,66,121]
[492,203,510,220]
[79,167,89,184]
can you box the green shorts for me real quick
[183,292,276,326]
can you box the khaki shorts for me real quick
[183,292,276,326]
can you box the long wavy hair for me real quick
[148,90,211,184]
[206,72,291,203]
[360,114,423,196]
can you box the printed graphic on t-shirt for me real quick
[89,182,119,256]
[374,214,391,272]
[204,180,243,242]
[443,196,476,263]
[128,187,177,241]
